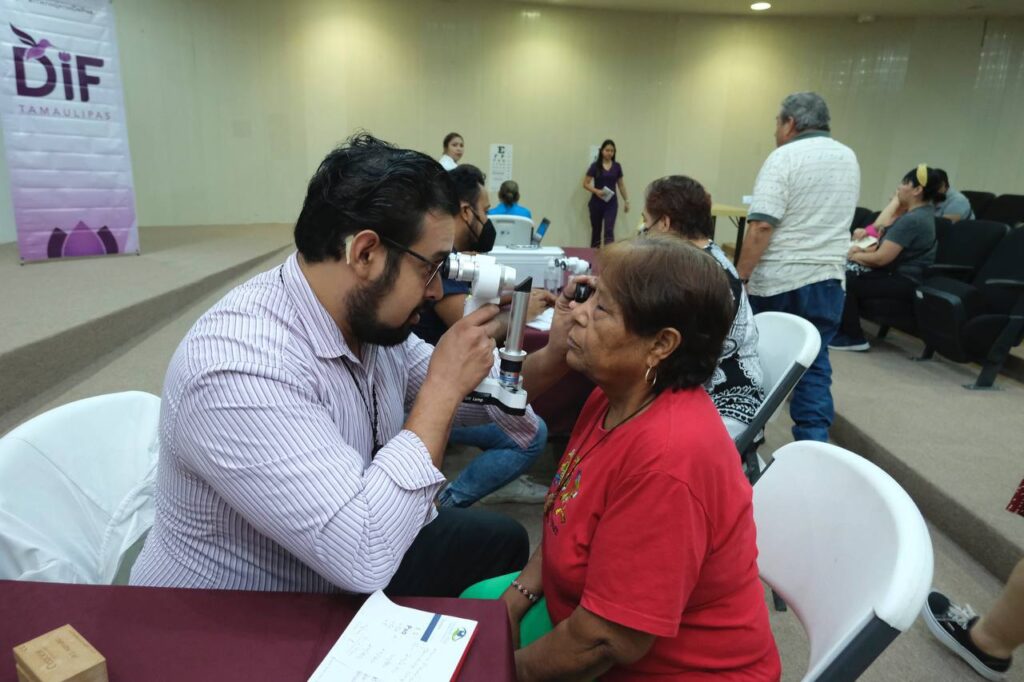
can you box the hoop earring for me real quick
[644,366,658,387]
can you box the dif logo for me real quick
[10,24,103,102]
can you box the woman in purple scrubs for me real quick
[582,139,630,248]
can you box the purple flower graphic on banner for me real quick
[46,221,120,259]
[10,24,53,61]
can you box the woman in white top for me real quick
[439,132,464,170]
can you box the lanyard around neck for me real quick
[342,361,381,457]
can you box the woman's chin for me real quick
[565,349,584,373]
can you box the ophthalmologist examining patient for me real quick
[130,133,576,597]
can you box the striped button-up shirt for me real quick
[130,252,539,592]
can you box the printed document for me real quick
[308,591,478,682]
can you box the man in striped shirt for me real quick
[131,134,575,596]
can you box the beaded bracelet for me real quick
[511,579,540,604]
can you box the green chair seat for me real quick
[460,571,553,648]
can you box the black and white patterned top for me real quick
[703,243,765,425]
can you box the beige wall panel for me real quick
[0,1,1021,247]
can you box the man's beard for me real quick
[346,260,418,347]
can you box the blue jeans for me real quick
[437,418,549,508]
[749,279,845,443]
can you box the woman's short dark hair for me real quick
[294,133,458,263]
[443,132,463,151]
[498,180,520,206]
[449,164,487,207]
[599,236,732,392]
[644,176,713,240]
[902,164,943,202]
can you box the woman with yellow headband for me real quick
[830,164,939,351]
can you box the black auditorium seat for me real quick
[981,194,1024,227]
[914,227,1024,388]
[865,219,1006,339]
[961,191,995,219]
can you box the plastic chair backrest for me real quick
[0,392,160,583]
[754,312,820,405]
[754,441,934,681]
[490,215,535,246]
[733,313,821,463]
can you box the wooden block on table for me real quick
[16,663,34,682]
[12,624,107,682]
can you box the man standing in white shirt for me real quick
[737,92,860,442]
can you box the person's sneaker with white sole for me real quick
[479,475,549,505]
[828,332,871,351]
[922,590,1012,681]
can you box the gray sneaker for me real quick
[479,476,549,505]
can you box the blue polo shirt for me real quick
[488,203,533,220]
[934,188,974,221]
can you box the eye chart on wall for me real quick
[488,143,513,192]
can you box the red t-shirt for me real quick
[541,386,781,681]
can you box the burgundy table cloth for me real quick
[0,580,514,682]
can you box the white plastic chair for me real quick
[0,391,161,583]
[753,441,934,681]
[734,311,821,482]
[491,215,535,246]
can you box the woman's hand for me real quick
[624,200,630,213]
[852,227,867,240]
[547,275,595,355]
[501,591,527,649]
[527,289,556,321]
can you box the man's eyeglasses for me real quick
[379,236,448,287]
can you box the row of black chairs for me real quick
[961,191,1024,227]
[854,217,1024,388]
[852,193,1024,230]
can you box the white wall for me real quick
[0,0,1022,247]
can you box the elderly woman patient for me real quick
[502,236,780,681]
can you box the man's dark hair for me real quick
[600,236,733,392]
[294,133,458,263]
[449,164,487,207]
[934,168,950,188]
[644,176,713,240]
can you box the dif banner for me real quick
[0,0,136,262]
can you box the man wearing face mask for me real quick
[413,164,555,507]
[131,135,577,596]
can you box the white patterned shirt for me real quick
[747,131,861,297]
[130,252,538,592]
